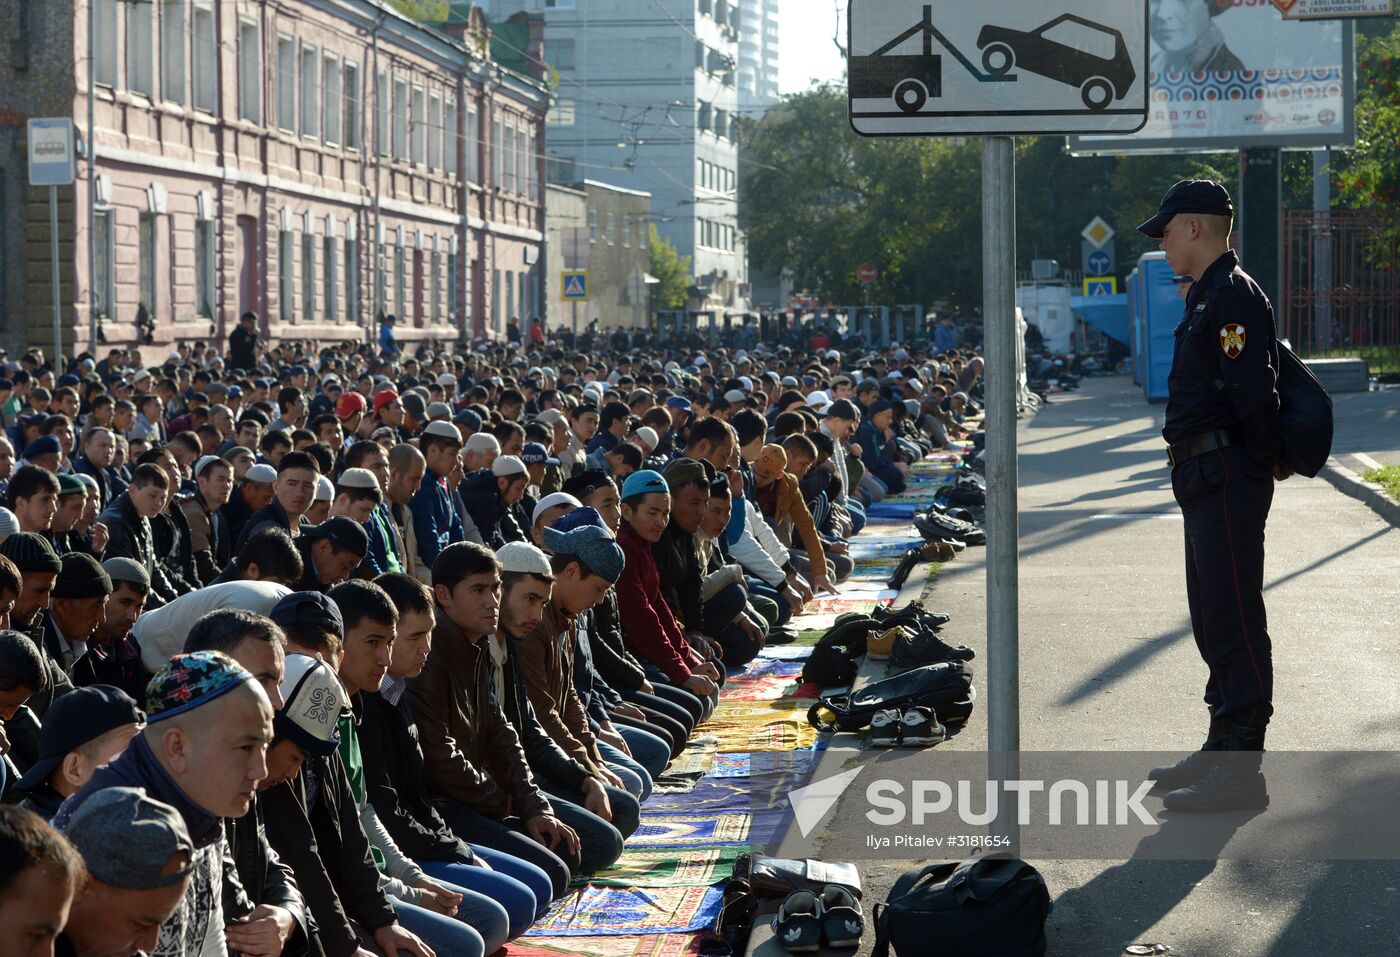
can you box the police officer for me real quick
[1137,180,1288,812]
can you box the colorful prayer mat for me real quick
[583,846,745,888]
[849,539,924,558]
[756,645,813,660]
[505,933,702,957]
[524,884,724,936]
[701,700,820,752]
[629,810,776,848]
[707,750,821,779]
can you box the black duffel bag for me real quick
[872,857,1051,957]
[807,661,975,732]
[1276,342,1333,478]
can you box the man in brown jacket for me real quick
[407,541,581,901]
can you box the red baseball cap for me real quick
[336,391,367,420]
[373,389,400,415]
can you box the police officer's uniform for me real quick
[1138,181,1281,812]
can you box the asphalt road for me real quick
[799,374,1400,957]
[1329,387,1400,472]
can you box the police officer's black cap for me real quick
[1137,180,1235,239]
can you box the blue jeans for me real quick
[615,724,670,782]
[846,499,867,534]
[539,786,635,874]
[599,737,656,800]
[747,579,793,627]
[643,664,716,722]
[420,857,540,940]
[389,897,487,957]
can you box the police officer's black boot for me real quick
[1162,723,1269,813]
[1148,709,1223,789]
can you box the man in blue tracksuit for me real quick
[409,421,465,573]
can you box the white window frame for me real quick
[237,19,261,123]
[94,0,118,87]
[324,233,338,322]
[302,230,316,322]
[345,236,359,322]
[393,79,408,160]
[127,2,154,96]
[161,0,186,104]
[300,44,319,139]
[465,104,478,183]
[138,213,157,313]
[428,93,442,171]
[194,217,215,319]
[279,229,294,321]
[92,208,115,319]
[377,72,390,158]
[431,250,441,325]
[444,97,457,176]
[322,53,341,146]
[192,1,216,112]
[343,62,361,150]
[411,86,426,166]
[276,35,296,132]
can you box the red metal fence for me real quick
[1282,210,1400,367]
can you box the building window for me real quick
[394,246,405,319]
[492,269,501,332]
[546,98,575,127]
[377,72,389,157]
[588,210,597,243]
[302,232,315,322]
[194,218,214,319]
[492,116,503,188]
[127,2,153,95]
[520,130,531,199]
[238,19,260,122]
[322,55,341,145]
[276,36,296,131]
[193,2,216,112]
[345,237,359,323]
[448,251,459,324]
[431,251,441,325]
[94,0,118,87]
[279,230,293,321]
[550,38,576,70]
[393,80,408,160]
[411,87,426,165]
[343,63,360,150]
[300,45,318,138]
[546,156,575,182]
[324,234,338,322]
[466,105,479,183]
[161,0,185,103]
[444,98,457,176]
[622,215,630,248]
[93,210,114,319]
[377,243,388,315]
[138,213,156,314]
[505,272,514,327]
[607,213,615,246]
[428,94,441,171]
[413,251,425,324]
[503,126,516,193]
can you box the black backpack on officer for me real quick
[872,857,1051,957]
[1276,342,1333,478]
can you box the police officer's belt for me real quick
[1166,430,1242,468]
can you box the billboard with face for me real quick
[1070,0,1354,152]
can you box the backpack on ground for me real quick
[801,615,877,686]
[872,857,1051,957]
[807,661,975,733]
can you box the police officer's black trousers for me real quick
[1171,444,1274,730]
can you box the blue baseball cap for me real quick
[520,443,559,467]
[620,469,668,501]
[23,435,62,459]
[665,396,693,413]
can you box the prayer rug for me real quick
[701,700,820,752]
[583,846,745,888]
[523,884,724,936]
[505,934,702,957]
[629,809,777,848]
[756,645,813,660]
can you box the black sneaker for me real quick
[891,627,975,666]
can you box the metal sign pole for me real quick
[982,134,1019,855]
[50,185,62,364]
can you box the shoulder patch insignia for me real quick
[1195,303,1207,312]
[1220,323,1246,360]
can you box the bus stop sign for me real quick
[849,1,1148,137]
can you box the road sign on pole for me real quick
[561,271,589,302]
[28,118,75,363]
[1084,277,1118,296]
[1081,216,1115,249]
[848,1,1149,137]
[858,263,879,284]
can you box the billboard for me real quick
[1069,0,1355,153]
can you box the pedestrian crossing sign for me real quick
[562,271,589,302]
[1084,277,1117,297]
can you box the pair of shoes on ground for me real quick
[772,885,864,952]
[870,706,946,747]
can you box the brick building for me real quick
[0,0,549,358]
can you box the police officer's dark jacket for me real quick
[1164,249,1282,469]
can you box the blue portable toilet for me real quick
[1137,251,1183,403]
[1127,267,1143,386]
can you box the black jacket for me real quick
[223,795,310,954]
[99,492,180,608]
[71,453,126,511]
[151,507,201,598]
[70,633,150,702]
[586,587,647,693]
[229,325,260,371]
[654,522,706,633]
[358,689,475,866]
[235,497,305,554]
[262,752,396,957]
[458,469,524,550]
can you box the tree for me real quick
[649,225,692,310]
[1334,19,1400,210]
[387,0,450,21]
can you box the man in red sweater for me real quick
[614,470,719,721]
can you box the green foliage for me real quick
[1334,19,1400,209]
[649,225,692,310]
[388,0,451,21]
[1362,465,1400,502]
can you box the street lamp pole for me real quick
[86,0,97,356]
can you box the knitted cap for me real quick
[102,557,151,590]
[0,532,61,573]
[53,552,113,600]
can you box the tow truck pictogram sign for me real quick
[849,1,1148,137]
